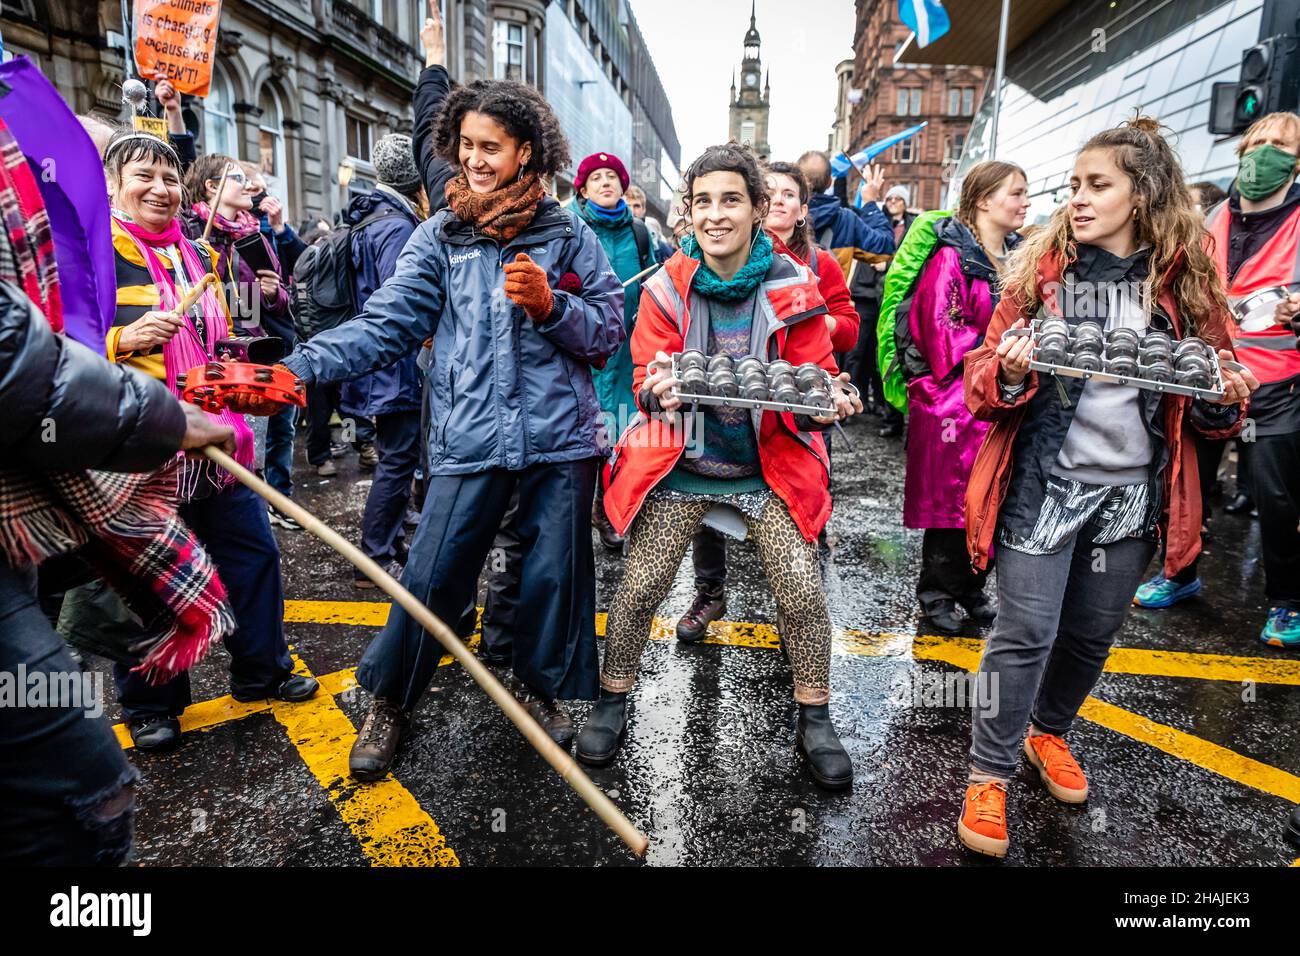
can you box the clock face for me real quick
[744,72,758,88]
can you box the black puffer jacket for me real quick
[0,281,186,472]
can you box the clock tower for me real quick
[728,1,770,160]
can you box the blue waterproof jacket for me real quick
[281,196,625,473]
[339,187,422,419]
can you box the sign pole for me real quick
[990,0,1011,160]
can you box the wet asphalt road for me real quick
[93,415,1300,866]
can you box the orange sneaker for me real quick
[1024,733,1089,803]
[957,781,1009,858]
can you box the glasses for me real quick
[210,172,247,186]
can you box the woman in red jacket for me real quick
[675,160,862,644]
[576,144,861,790]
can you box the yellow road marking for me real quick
[268,656,459,867]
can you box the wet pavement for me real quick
[93,415,1300,866]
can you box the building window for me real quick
[346,115,372,162]
[494,20,526,81]
[257,87,285,179]
[947,87,975,116]
[895,137,916,163]
[204,68,237,158]
[897,88,922,116]
[370,0,386,26]
[944,133,966,164]
[740,120,756,147]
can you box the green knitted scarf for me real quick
[681,229,773,301]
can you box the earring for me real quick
[796,217,806,227]
[1132,207,1139,220]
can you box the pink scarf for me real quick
[189,201,260,240]
[114,215,255,493]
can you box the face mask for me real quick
[1237,144,1298,200]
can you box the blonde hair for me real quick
[1236,111,1300,156]
[624,184,646,203]
[956,160,1025,272]
[1001,115,1229,338]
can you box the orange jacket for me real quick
[769,234,861,352]
[962,249,1245,576]
[602,248,838,542]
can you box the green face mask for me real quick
[1237,143,1298,200]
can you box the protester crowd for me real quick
[2,1,1298,866]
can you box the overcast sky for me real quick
[633,0,858,172]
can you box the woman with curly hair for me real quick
[575,144,862,790]
[279,80,625,779]
[955,117,1258,858]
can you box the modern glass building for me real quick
[940,0,1266,222]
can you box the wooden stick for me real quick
[621,261,660,288]
[201,165,232,243]
[200,444,650,858]
[173,274,215,316]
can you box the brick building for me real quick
[848,0,986,210]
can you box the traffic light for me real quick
[1209,35,1300,135]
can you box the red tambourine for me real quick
[177,361,307,414]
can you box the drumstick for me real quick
[173,274,215,316]
[202,164,232,243]
[621,262,660,288]
[200,444,650,859]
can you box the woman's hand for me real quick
[1214,351,1259,405]
[153,73,186,135]
[119,310,183,353]
[813,371,862,424]
[824,314,837,336]
[1272,292,1300,327]
[858,164,886,205]
[180,402,236,457]
[996,317,1033,387]
[646,350,682,412]
[261,196,286,233]
[421,0,446,67]
[257,269,282,300]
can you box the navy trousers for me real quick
[113,483,292,720]
[360,410,421,563]
[357,460,599,710]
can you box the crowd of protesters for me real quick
[2,0,1299,868]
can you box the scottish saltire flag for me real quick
[898,0,951,49]
[831,121,928,179]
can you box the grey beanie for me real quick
[371,133,421,194]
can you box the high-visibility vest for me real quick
[1206,199,1300,386]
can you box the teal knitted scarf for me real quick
[680,229,773,302]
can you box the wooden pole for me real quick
[173,274,215,316]
[201,165,232,243]
[621,261,660,288]
[200,444,649,858]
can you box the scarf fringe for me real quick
[130,599,236,685]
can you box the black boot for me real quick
[128,716,182,753]
[796,703,853,791]
[1224,492,1254,515]
[676,590,726,643]
[592,483,624,551]
[574,690,628,766]
[960,596,997,626]
[922,598,964,635]
[1287,804,1300,850]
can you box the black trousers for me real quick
[305,381,374,465]
[845,296,902,423]
[691,525,728,598]
[1251,431,1300,609]
[360,410,421,563]
[1171,431,1229,585]
[479,491,523,664]
[917,527,989,611]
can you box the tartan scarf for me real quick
[0,118,234,684]
[444,170,544,242]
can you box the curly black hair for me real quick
[432,80,571,178]
[682,142,770,216]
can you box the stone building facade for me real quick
[727,2,769,160]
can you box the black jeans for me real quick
[0,566,137,865]
[1251,431,1300,609]
[360,410,421,563]
[846,295,902,423]
[1170,431,1229,585]
[479,491,522,664]
[917,527,989,611]
[691,525,727,598]
[305,381,374,465]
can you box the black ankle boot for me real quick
[575,691,628,767]
[796,703,853,791]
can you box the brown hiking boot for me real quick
[676,590,726,643]
[349,697,410,782]
[509,677,574,747]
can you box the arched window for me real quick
[204,68,237,157]
[258,86,285,180]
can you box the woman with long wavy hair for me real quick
[955,117,1258,858]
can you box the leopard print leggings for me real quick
[601,496,832,704]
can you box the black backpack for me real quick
[291,207,400,340]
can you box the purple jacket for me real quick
[902,218,1009,529]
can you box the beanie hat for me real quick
[576,152,629,193]
[372,134,421,195]
[884,184,910,203]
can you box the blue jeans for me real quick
[969,522,1156,778]
[0,566,138,865]
[113,483,292,719]
[264,404,296,497]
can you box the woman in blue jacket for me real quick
[280,80,625,779]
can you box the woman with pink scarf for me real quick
[104,131,318,752]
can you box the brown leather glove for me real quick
[503,253,554,321]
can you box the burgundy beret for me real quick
[575,152,629,193]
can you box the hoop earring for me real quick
[1131,207,1139,221]
[796,217,806,227]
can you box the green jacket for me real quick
[876,208,951,412]
[578,200,654,419]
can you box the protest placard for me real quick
[133,0,223,97]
